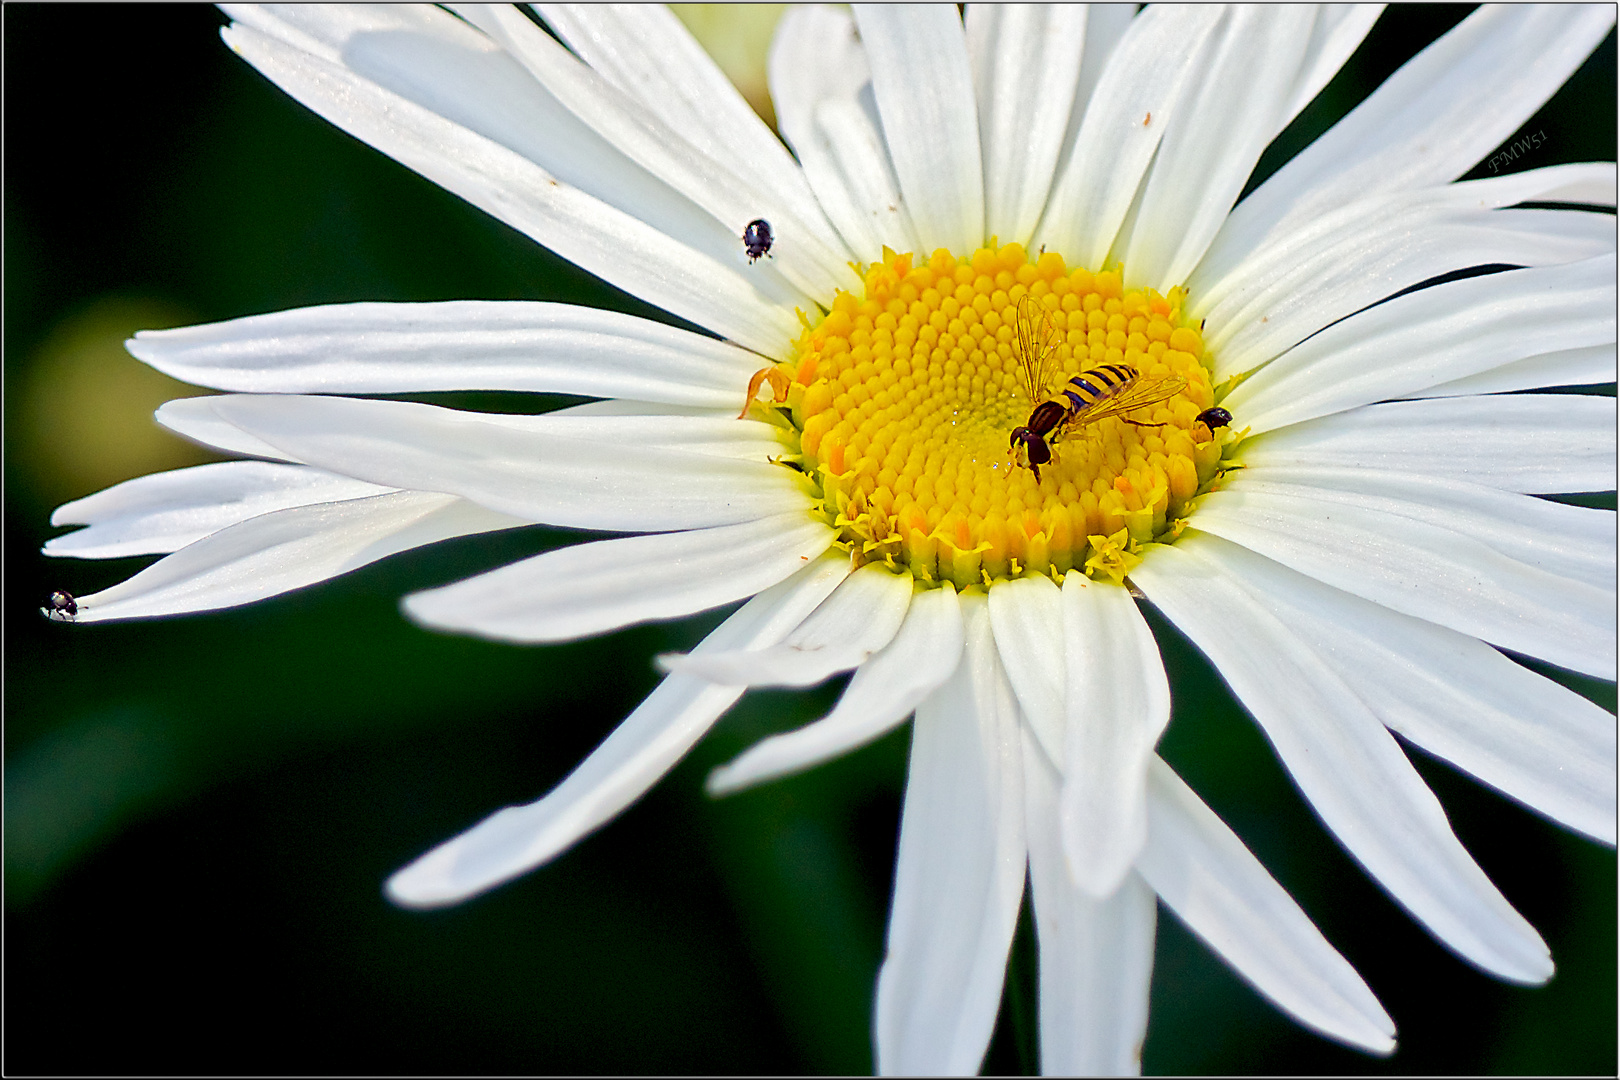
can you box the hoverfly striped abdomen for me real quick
[1059,364,1138,413]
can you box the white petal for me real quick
[491,414,781,462]
[544,398,733,419]
[1032,4,1224,269]
[813,96,923,258]
[71,492,525,623]
[219,20,798,356]
[659,561,912,687]
[1412,343,1617,399]
[1280,6,1386,125]
[1216,4,1617,268]
[156,396,300,462]
[706,584,964,795]
[1024,731,1156,1077]
[1038,2,1138,245]
[876,592,1025,1076]
[965,3,1089,248]
[1059,575,1171,899]
[1203,206,1615,383]
[987,573,1065,766]
[1137,757,1396,1054]
[403,512,832,644]
[1132,542,1554,984]
[156,391,780,466]
[854,4,985,254]
[1227,466,1617,590]
[127,300,763,404]
[1118,6,1316,290]
[1057,4,1138,161]
[191,395,810,532]
[46,461,396,559]
[1238,394,1618,494]
[1196,161,1617,332]
[1192,536,1617,844]
[386,552,850,908]
[226,3,820,317]
[769,4,918,262]
[465,4,855,303]
[1190,487,1615,678]
[1226,256,1617,433]
[533,1,851,270]
[393,408,783,461]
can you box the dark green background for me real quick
[5,5,1615,1074]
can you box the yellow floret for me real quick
[751,245,1232,588]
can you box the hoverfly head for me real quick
[1009,427,1051,482]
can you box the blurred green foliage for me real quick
[4,5,1614,1075]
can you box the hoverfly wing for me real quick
[1013,293,1062,405]
[1070,374,1188,429]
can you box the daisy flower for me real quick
[44,3,1616,1073]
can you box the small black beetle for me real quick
[1196,406,1232,430]
[43,590,77,622]
[742,218,773,262]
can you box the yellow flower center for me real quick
[751,243,1232,589]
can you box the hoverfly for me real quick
[1008,294,1187,481]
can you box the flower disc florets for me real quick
[752,244,1231,589]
